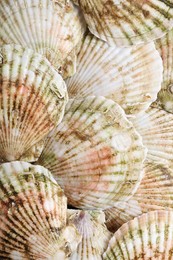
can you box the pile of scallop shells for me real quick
[0,0,173,259]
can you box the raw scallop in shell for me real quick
[130,106,173,166]
[0,161,81,259]
[68,210,112,260]
[66,34,163,115]
[0,0,85,76]
[0,44,68,162]
[105,162,173,232]
[77,0,173,46]
[155,28,173,113]
[103,210,173,259]
[38,96,146,210]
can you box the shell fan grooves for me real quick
[38,96,147,210]
[103,211,173,259]
[155,28,173,113]
[79,0,173,46]
[68,210,112,260]
[0,161,77,259]
[0,0,86,77]
[104,162,173,232]
[130,106,173,166]
[0,44,68,162]
[66,33,163,115]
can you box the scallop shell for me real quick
[0,161,80,259]
[67,210,112,260]
[66,34,162,115]
[155,28,173,113]
[104,162,173,232]
[38,96,147,210]
[78,0,173,46]
[130,106,173,166]
[103,210,173,259]
[0,0,85,76]
[0,44,68,162]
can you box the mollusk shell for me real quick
[130,106,173,166]
[105,162,173,232]
[38,96,146,210]
[103,210,173,259]
[68,210,112,260]
[66,34,162,115]
[0,0,85,75]
[155,29,173,113]
[78,0,173,46]
[0,44,68,162]
[0,161,79,259]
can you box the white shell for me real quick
[78,0,173,46]
[0,44,68,162]
[66,34,163,115]
[38,96,147,210]
[105,162,173,232]
[103,210,173,259]
[0,0,85,74]
[68,210,112,260]
[130,106,173,166]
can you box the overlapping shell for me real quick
[38,96,146,209]
[105,162,173,232]
[103,210,173,259]
[77,0,173,46]
[68,210,112,260]
[155,29,173,112]
[130,106,173,166]
[0,161,81,258]
[0,0,85,76]
[66,34,163,115]
[0,44,68,162]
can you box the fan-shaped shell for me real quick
[155,29,173,113]
[38,96,147,210]
[0,0,85,77]
[78,0,173,46]
[130,106,173,166]
[0,161,81,259]
[0,44,68,162]
[68,210,112,260]
[103,210,173,259]
[105,162,173,232]
[66,34,162,115]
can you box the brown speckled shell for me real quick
[0,44,68,162]
[103,210,173,259]
[78,0,173,46]
[37,96,146,210]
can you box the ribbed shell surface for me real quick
[78,0,173,46]
[66,34,162,115]
[0,44,68,162]
[38,96,146,210]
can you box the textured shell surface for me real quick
[155,28,173,113]
[67,210,112,260]
[0,0,85,76]
[37,96,147,210]
[130,106,173,166]
[66,33,163,115]
[104,162,173,232]
[0,161,81,259]
[103,210,173,259]
[78,0,173,46]
[0,44,68,162]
